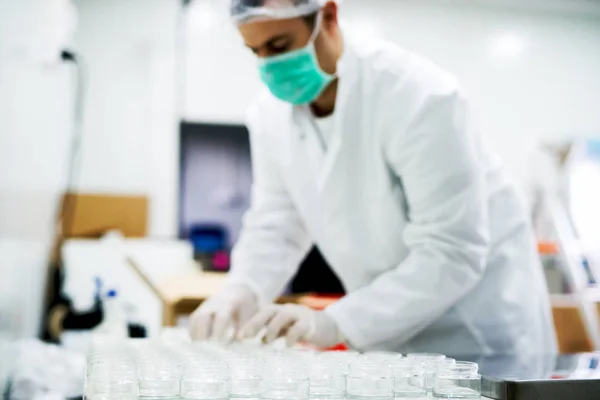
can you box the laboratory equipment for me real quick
[92,289,129,344]
[308,358,346,400]
[137,354,181,399]
[259,355,309,400]
[433,362,480,399]
[362,351,403,367]
[390,358,426,398]
[229,355,264,399]
[408,353,447,392]
[346,362,394,400]
[533,138,600,350]
[81,340,600,400]
[181,358,230,400]
[407,353,445,362]
[315,351,358,375]
[85,358,138,400]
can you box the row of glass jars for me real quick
[84,344,481,400]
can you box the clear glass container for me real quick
[406,354,445,362]
[433,362,480,399]
[137,356,182,399]
[314,352,353,376]
[259,357,309,400]
[346,362,394,400]
[287,348,318,365]
[436,359,456,370]
[85,359,138,400]
[229,355,264,399]
[390,358,426,398]
[316,351,358,375]
[308,359,346,400]
[361,352,403,367]
[181,359,230,400]
[408,354,446,392]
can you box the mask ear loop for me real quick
[309,11,324,43]
[308,11,338,79]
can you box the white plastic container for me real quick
[92,289,128,345]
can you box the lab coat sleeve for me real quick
[325,87,490,349]
[226,109,312,303]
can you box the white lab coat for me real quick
[228,33,557,355]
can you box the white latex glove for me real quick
[239,304,343,348]
[190,284,259,341]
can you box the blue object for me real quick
[106,289,118,298]
[585,138,600,159]
[94,277,103,301]
[189,224,229,254]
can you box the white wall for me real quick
[184,0,600,195]
[73,0,179,237]
[71,0,600,240]
[0,0,179,337]
[0,0,75,338]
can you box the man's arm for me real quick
[226,110,312,303]
[325,86,490,349]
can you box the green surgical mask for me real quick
[258,14,335,105]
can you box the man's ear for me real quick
[322,1,339,33]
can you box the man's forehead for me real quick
[264,0,299,6]
[240,16,309,48]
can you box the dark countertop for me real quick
[468,353,600,400]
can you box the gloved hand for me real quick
[238,304,343,348]
[189,284,259,341]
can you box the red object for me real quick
[325,344,350,351]
[297,294,347,351]
[538,241,559,256]
[212,251,230,271]
[298,294,344,311]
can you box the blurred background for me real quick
[1,0,600,392]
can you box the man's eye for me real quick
[269,43,290,54]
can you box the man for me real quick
[190,0,557,355]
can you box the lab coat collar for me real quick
[292,31,360,192]
[317,34,359,191]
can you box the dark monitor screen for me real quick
[178,121,344,293]
[179,122,252,245]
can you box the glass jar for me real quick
[433,362,480,399]
[346,362,394,400]
[362,352,403,367]
[408,354,446,392]
[287,348,318,365]
[390,358,426,398]
[406,354,445,362]
[137,356,181,399]
[259,357,309,400]
[308,359,346,400]
[229,355,264,399]
[181,358,230,400]
[316,351,358,375]
[85,359,138,400]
